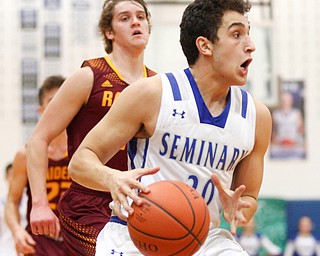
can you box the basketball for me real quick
[128,180,210,256]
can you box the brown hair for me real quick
[38,75,65,105]
[98,0,151,54]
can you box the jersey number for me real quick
[187,175,215,205]
[47,181,71,210]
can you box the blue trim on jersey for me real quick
[141,138,149,168]
[184,68,230,128]
[128,138,137,170]
[110,216,127,226]
[241,89,248,118]
[128,138,149,169]
[165,72,182,101]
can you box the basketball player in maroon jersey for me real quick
[5,76,71,255]
[26,0,156,255]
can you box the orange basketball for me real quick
[128,180,210,256]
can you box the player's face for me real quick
[106,1,150,53]
[38,88,59,114]
[211,11,255,86]
[299,217,313,233]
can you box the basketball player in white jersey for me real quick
[68,0,272,254]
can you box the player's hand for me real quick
[14,228,36,255]
[211,173,251,235]
[30,204,60,238]
[110,167,160,220]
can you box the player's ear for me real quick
[105,29,114,40]
[196,36,213,56]
[38,105,44,114]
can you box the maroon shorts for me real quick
[26,234,71,256]
[58,182,112,256]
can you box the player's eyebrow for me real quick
[228,22,245,29]
[227,21,251,32]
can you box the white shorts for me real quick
[95,216,249,256]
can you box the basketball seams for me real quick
[132,193,196,240]
[128,180,210,255]
[133,182,206,239]
[166,180,209,246]
[144,181,201,240]
[165,182,210,255]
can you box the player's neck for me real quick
[243,230,254,236]
[108,50,145,84]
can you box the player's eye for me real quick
[121,16,129,21]
[233,32,240,39]
[137,14,146,20]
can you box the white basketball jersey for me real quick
[128,68,256,227]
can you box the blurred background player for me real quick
[284,216,320,256]
[270,90,305,158]
[5,76,71,255]
[26,0,156,255]
[236,218,282,256]
[0,163,27,255]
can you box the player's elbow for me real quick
[68,154,80,181]
[68,147,91,183]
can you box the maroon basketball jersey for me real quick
[67,56,156,171]
[26,154,70,229]
[59,57,156,256]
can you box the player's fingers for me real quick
[238,200,251,210]
[230,218,238,235]
[119,193,135,216]
[126,187,143,206]
[19,238,36,254]
[134,167,160,189]
[235,210,247,225]
[233,184,246,199]
[118,167,159,195]
[48,221,57,238]
[21,244,36,255]
[55,219,61,238]
[30,223,38,235]
[26,234,36,246]
[113,200,129,220]
[34,225,43,235]
[211,173,223,191]
[112,200,121,214]
[42,223,50,236]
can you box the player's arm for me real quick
[69,75,162,219]
[283,240,295,256]
[5,147,36,255]
[26,67,93,237]
[212,100,272,234]
[260,235,282,255]
[234,100,271,215]
[230,100,272,221]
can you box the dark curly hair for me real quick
[180,0,251,66]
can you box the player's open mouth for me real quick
[240,58,252,71]
[133,30,142,35]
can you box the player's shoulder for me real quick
[61,66,94,96]
[253,99,272,142]
[12,145,27,173]
[115,75,162,115]
[253,98,271,119]
[124,74,162,96]
[81,56,105,68]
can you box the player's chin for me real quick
[235,77,247,86]
[132,36,148,46]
